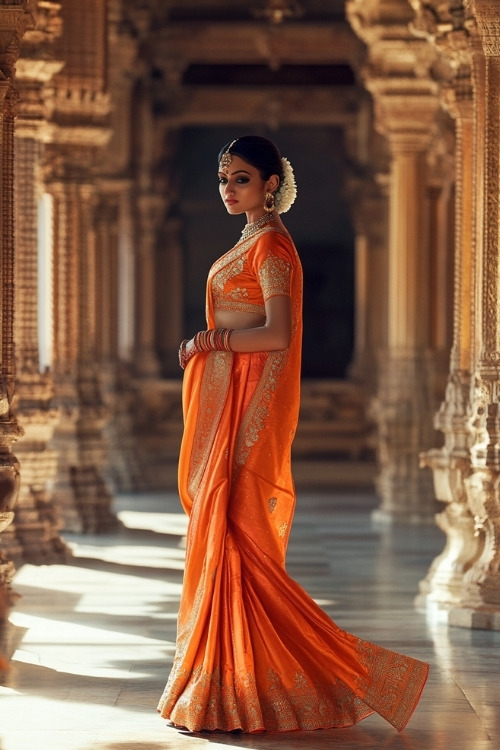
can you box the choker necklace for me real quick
[240,213,276,241]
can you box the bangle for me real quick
[193,328,233,353]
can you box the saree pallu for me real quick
[158,229,429,733]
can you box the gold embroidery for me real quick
[209,234,254,278]
[268,497,277,513]
[235,349,288,467]
[187,351,233,500]
[160,665,375,732]
[215,298,265,315]
[278,522,288,538]
[354,638,429,732]
[212,254,246,308]
[258,255,292,300]
[209,227,292,316]
[208,226,288,279]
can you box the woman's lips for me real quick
[225,199,238,205]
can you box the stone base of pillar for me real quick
[416,499,479,606]
[13,443,70,563]
[0,526,24,568]
[14,382,69,562]
[372,470,439,525]
[0,552,20,677]
[371,350,442,524]
[52,398,119,533]
[70,465,119,534]
[448,606,500,631]
[14,488,71,564]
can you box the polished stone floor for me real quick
[1,489,498,750]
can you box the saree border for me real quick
[234,348,288,468]
[187,350,233,500]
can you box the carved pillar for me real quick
[46,0,117,532]
[347,168,389,394]
[449,1,500,627]
[49,172,116,533]
[133,120,182,380]
[347,0,442,523]
[11,1,69,564]
[408,1,500,626]
[411,0,480,607]
[0,0,34,667]
[135,192,163,378]
[425,116,455,370]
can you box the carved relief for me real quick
[348,0,443,522]
[408,0,500,625]
[0,0,36,669]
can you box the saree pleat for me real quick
[158,229,429,733]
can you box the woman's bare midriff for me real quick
[214,310,266,330]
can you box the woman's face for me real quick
[218,154,278,222]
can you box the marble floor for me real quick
[1,489,498,750]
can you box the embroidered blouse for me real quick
[207,227,294,318]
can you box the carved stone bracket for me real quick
[0,3,34,80]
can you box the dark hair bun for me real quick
[218,135,284,183]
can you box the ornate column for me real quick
[410,0,481,609]
[451,0,500,628]
[425,113,455,372]
[0,0,35,665]
[346,163,389,394]
[48,0,117,533]
[132,79,173,379]
[347,0,442,523]
[49,172,116,533]
[11,1,69,564]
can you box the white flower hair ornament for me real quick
[274,156,297,214]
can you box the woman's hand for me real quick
[178,338,197,369]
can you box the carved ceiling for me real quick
[125,0,365,127]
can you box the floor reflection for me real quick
[0,491,498,750]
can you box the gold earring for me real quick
[264,191,275,213]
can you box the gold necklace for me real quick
[240,213,276,241]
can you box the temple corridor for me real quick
[1,490,497,750]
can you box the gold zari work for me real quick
[158,225,429,733]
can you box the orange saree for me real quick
[157,226,429,733]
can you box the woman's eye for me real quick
[236,177,249,184]
[218,177,227,184]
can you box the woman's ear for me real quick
[266,174,280,193]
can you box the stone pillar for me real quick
[44,0,118,533]
[414,9,479,607]
[347,0,442,523]
[0,0,35,667]
[132,80,172,379]
[347,167,389,394]
[450,1,500,627]
[408,1,500,625]
[135,192,163,378]
[11,0,69,564]
[49,174,116,533]
[156,214,184,378]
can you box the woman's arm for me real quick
[229,295,292,352]
[179,295,292,368]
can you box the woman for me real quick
[157,135,429,733]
